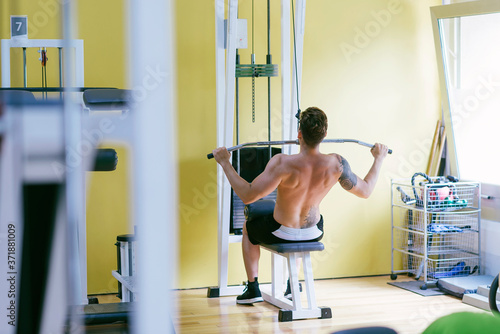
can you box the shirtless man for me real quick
[212,106,389,304]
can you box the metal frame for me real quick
[0,36,86,311]
[0,104,25,334]
[260,249,325,321]
[0,100,70,334]
[288,0,305,155]
[112,238,137,302]
[214,0,307,297]
[128,0,177,332]
[1,39,84,88]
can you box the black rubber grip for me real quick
[83,89,130,108]
[92,148,118,171]
[489,274,499,313]
[207,152,214,159]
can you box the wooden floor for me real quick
[171,275,487,334]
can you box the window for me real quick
[431,1,500,221]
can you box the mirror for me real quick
[440,13,500,184]
[431,0,500,220]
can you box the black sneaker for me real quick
[284,278,302,300]
[236,278,263,304]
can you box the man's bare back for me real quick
[271,151,343,229]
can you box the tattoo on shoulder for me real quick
[338,155,357,191]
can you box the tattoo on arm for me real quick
[338,156,358,191]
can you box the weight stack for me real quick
[230,147,281,234]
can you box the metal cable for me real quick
[251,0,255,123]
[291,0,301,125]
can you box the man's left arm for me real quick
[212,147,282,204]
[338,143,388,198]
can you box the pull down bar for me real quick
[207,139,392,159]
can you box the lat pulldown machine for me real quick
[209,0,307,299]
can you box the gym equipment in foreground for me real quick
[1,0,176,332]
[0,90,124,333]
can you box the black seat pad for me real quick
[261,242,324,254]
[0,90,36,104]
[83,89,130,108]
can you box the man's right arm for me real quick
[212,147,283,204]
[338,143,388,199]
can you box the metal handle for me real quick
[207,139,392,159]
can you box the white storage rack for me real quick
[391,177,481,289]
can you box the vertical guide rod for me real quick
[23,47,27,87]
[291,0,300,128]
[236,52,240,173]
[62,0,85,331]
[58,47,63,99]
[236,53,239,143]
[235,2,240,173]
[281,0,292,154]
[251,0,255,123]
[267,0,272,159]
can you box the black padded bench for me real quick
[82,88,131,111]
[72,302,134,325]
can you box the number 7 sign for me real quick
[11,16,28,39]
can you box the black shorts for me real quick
[246,214,324,245]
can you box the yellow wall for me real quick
[1,0,443,292]
[77,0,129,295]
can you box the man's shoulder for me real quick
[269,153,301,171]
[322,153,344,175]
[267,153,287,168]
[270,153,286,162]
[327,152,342,158]
[326,152,343,164]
